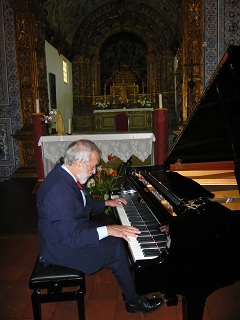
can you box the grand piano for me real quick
[112,46,240,320]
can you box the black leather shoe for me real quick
[125,295,164,313]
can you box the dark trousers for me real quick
[100,236,137,301]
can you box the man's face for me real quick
[76,151,99,184]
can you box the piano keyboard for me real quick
[113,190,168,263]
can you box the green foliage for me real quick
[86,156,127,214]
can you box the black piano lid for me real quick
[164,46,240,189]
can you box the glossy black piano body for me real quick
[113,46,240,320]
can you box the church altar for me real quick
[93,108,153,131]
[38,132,156,177]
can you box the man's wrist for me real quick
[105,200,111,207]
[106,225,111,236]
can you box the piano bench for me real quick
[29,258,86,320]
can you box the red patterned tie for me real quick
[76,181,83,190]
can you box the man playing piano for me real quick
[36,139,164,314]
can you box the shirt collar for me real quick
[61,163,77,182]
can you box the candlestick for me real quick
[68,118,72,135]
[92,84,95,106]
[104,83,107,100]
[159,94,163,108]
[142,82,145,94]
[36,99,40,113]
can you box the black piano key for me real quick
[142,249,161,256]
[133,227,149,231]
[116,191,167,261]
[137,235,153,239]
[143,253,160,257]
[142,247,161,252]
[140,243,158,248]
[131,223,159,228]
[139,230,160,235]
[139,240,165,245]
[137,233,165,240]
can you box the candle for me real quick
[68,118,72,134]
[159,94,163,108]
[36,99,40,113]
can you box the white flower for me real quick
[42,110,57,123]
[96,100,110,109]
[137,97,151,107]
[104,193,109,200]
[97,165,103,172]
[108,168,114,174]
[87,178,95,188]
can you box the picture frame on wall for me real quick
[49,73,57,109]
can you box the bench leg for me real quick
[76,292,85,320]
[31,291,42,320]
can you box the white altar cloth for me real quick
[38,132,155,176]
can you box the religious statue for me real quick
[120,80,128,104]
[56,111,65,136]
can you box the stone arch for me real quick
[73,2,176,57]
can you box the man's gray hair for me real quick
[64,139,102,166]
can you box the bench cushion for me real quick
[29,258,85,290]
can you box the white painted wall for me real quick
[45,41,73,134]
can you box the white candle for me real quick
[159,94,163,108]
[36,99,40,113]
[68,118,72,134]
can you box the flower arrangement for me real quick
[86,154,126,214]
[42,110,57,123]
[96,99,110,109]
[137,96,152,107]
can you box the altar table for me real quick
[38,132,155,177]
[93,108,153,132]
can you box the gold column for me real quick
[12,0,48,178]
[181,0,203,121]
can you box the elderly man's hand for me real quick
[107,225,140,242]
[105,198,127,207]
[160,224,169,234]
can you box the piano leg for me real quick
[182,294,206,320]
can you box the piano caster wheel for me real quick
[164,293,178,306]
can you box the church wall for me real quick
[204,0,240,87]
[0,0,21,181]
[45,41,73,132]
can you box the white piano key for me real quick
[116,206,160,261]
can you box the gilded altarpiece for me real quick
[12,0,49,177]
[181,0,203,122]
[72,51,176,132]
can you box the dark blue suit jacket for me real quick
[37,163,106,274]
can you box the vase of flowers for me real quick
[42,110,57,134]
[119,97,129,108]
[86,154,126,214]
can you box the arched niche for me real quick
[99,32,148,95]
